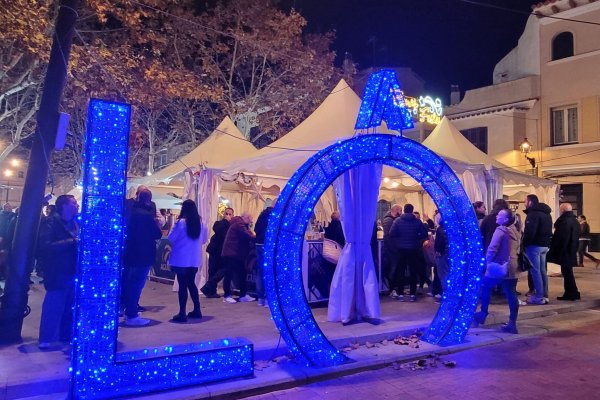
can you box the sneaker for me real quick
[257,298,265,307]
[125,316,150,326]
[434,294,442,299]
[543,297,550,304]
[238,294,256,303]
[518,299,527,306]
[137,305,147,312]
[223,296,237,304]
[389,290,399,299]
[525,290,534,297]
[409,295,417,302]
[526,297,546,305]
[426,291,434,297]
[397,295,404,302]
[38,342,51,350]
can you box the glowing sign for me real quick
[400,91,443,125]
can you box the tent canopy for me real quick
[423,116,554,187]
[137,116,257,186]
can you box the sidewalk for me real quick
[2,263,600,400]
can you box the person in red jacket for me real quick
[221,212,256,304]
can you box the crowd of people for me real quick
[0,181,593,348]
[473,195,585,334]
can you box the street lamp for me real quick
[519,137,536,170]
[3,169,13,203]
[10,159,19,168]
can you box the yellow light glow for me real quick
[4,169,13,177]
[383,177,390,183]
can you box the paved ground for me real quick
[2,260,600,399]
[245,311,600,400]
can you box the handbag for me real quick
[518,252,532,272]
[322,238,342,264]
[485,261,509,279]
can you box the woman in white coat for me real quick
[168,200,208,323]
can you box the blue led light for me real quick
[264,134,484,367]
[69,99,253,399]
[264,70,483,367]
[354,69,414,131]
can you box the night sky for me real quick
[283,0,534,102]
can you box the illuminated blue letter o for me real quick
[263,134,484,367]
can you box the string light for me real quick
[264,70,483,368]
[70,99,253,399]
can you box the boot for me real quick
[501,321,518,334]
[473,311,487,326]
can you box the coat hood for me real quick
[524,202,552,215]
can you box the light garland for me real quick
[69,99,253,399]
[264,70,483,368]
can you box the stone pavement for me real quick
[2,261,600,400]
[244,310,600,400]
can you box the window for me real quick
[552,32,574,61]
[460,127,488,153]
[155,149,168,169]
[551,105,578,145]
[559,184,582,216]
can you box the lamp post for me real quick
[3,169,13,203]
[519,137,537,175]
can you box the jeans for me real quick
[525,246,549,299]
[222,257,247,298]
[255,245,266,300]
[479,277,519,322]
[39,284,74,343]
[172,267,200,315]
[435,253,449,291]
[122,265,151,319]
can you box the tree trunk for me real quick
[0,0,80,344]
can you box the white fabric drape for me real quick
[174,168,219,291]
[328,163,382,323]
[195,169,220,287]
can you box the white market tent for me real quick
[135,116,257,187]
[422,116,558,215]
[221,104,558,221]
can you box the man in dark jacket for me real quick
[221,212,256,304]
[382,204,401,294]
[522,194,553,305]
[0,203,15,280]
[432,219,448,298]
[389,204,428,301]
[122,189,162,326]
[254,202,275,307]
[200,207,233,298]
[576,215,599,268]
[548,203,581,301]
[37,195,79,349]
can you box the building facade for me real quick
[445,0,600,229]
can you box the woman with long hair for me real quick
[474,208,521,334]
[168,200,208,323]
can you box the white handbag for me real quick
[322,238,342,264]
[485,261,509,279]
